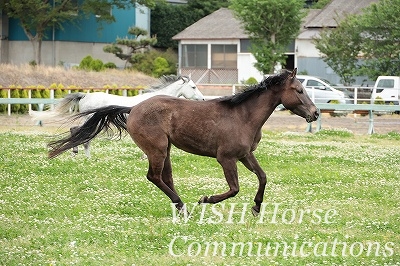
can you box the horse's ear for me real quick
[181,76,189,83]
[290,68,298,79]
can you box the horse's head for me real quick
[280,68,319,123]
[177,76,205,101]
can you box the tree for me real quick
[313,15,363,85]
[103,27,157,68]
[230,0,306,74]
[151,0,229,49]
[357,0,400,79]
[185,0,230,18]
[310,0,330,9]
[314,0,400,81]
[150,2,185,49]
[0,0,156,65]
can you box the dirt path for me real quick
[266,111,400,134]
[0,114,80,134]
[1,111,400,135]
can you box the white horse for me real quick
[33,75,203,119]
[33,75,204,157]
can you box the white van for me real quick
[296,75,348,104]
[371,76,400,105]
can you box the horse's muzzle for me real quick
[306,109,320,123]
[305,108,320,123]
[314,109,320,120]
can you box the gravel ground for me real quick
[1,111,400,135]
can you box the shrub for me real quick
[374,96,385,105]
[152,57,170,77]
[104,62,117,69]
[79,56,104,72]
[41,89,50,98]
[0,89,8,113]
[90,59,104,72]
[127,88,139,96]
[19,89,29,114]
[54,88,64,98]
[10,89,20,113]
[79,55,94,70]
[130,49,177,77]
[244,77,258,85]
[31,88,42,111]
[110,89,123,96]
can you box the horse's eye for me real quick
[297,87,303,94]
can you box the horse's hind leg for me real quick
[83,140,91,158]
[138,136,184,211]
[70,126,79,155]
[70,126,90,158]
[146,155,185,211]
[199,157,240,204]
[240,153,267,217]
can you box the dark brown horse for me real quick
[48,68,319,216]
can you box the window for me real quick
[377,79,394,88]
[306,80,330,91]
[240,39,251,53]
[285,40,295,53]
[181,45,207,68]
[211,44,237,69]
[307,80,324,87]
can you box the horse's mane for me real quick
[144,75,188,93]
[219,70,292,105]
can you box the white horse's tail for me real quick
[30,92,86,122]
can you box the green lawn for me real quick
[0,130,399,265]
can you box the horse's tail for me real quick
[48,105,132,158]
[30,93,86,122]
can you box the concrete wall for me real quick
[2,5,150,67]
[0,13,9,63]
[7,41,125,67]
[237,53,263,82]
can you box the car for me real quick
[371,76,400,105]
[296,75,350,104]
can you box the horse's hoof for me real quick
[178,205,190,217]
[251,206,260,217]
[198,196,208,204]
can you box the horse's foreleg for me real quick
[240,153,267,217]
[199,158,239,204]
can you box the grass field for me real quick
[0,129,399,265]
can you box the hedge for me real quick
[0,84,140,114]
